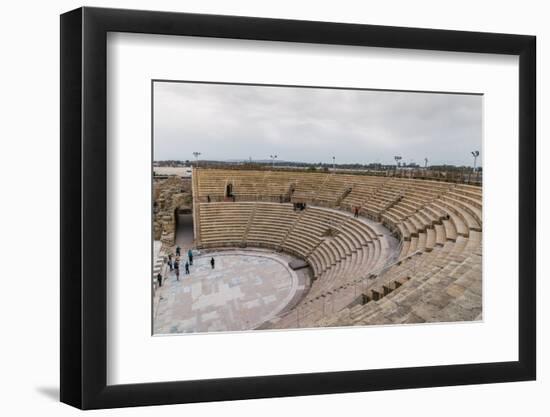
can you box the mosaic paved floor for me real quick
[153,251,306,334]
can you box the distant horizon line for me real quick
[153,159,481,168]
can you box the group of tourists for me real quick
[157,245,216,286]
[166,246,194,280]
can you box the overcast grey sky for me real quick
[153,81,482,166]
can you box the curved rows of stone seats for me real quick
[195,169,479,219]
[197,168,331,202]
[197,202,386,305]
[198,202,255,247]
[194,168,482,328]
[269,231,481,329]
[263,186,481,329]
[267,203,481,328]
[323,232,482,326]
[196,168,391,204]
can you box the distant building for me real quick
[154,166,192,178]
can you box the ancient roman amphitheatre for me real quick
[153,167,482,334]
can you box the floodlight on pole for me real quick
[192,151,201,167]
[332,156,335,170]
[394,155,402,168]
[424,157,428,168]
[471,150,480,172]
[270,154,278,168]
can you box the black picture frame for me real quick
[60,6,536,410]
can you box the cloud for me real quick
[153,81,482,166]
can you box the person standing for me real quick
[185,261,190,275]
[176,245,181,257]
[168,253,173,271]
[156,272,162,287]
[188,248,193,265]
[210,257,215,269]
[175,268,180,281]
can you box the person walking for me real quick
[168,253,173,271]
[187,248,193,265]
[175,268,180,281]
[210,257,215,269]
[174,260,179,274]
[176,245,181,257]
[156,272,162,287]
[354,206,359,218]
[185,261,190,275]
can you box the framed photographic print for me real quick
[60,7,536,409]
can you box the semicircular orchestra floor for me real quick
[153,250,309,334]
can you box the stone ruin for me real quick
[153,176,192,248]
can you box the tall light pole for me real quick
[424,157,428,169]
[394,156,402,177]
[270,154,278,168]
[471,150,479,172]
[332,156,335,170]
[192,151,201,167]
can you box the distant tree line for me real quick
[154,160,190,167]
[154,159,481,171]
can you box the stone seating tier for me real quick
[197,202,385,313]
[194,169,482,328]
